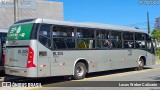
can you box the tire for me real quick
[73,62,87,80]
[135,58,144,70]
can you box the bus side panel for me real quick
[108,49,152,69]
[51,50,111,76]
[37,42,51,77]
[51,51,83,76]
[85,50,110,72]
[146,52,155,66]
[37,57,51,77]
[108,50,136,69]
[132,49,147,67]
[50,50,108,76]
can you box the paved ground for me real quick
[0,64,160,90]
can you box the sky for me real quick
[50,0,160,32]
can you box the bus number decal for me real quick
[53,52,63,56]
[39,51,47,56]
[18,49,28,56]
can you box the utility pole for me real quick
[14,0,17,22]
[147,12,150,34]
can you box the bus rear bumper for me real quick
[5,66,37,77]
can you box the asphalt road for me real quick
[0,64,160,90]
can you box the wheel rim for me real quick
[138,60,143,69]
[76,66,84,76]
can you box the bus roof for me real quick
[13,18,147,34]
[0,27,8,33]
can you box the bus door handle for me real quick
[121,59,125,61]
[107,60,111,62]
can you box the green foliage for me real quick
[151,29,160,42]
[156,50,160,56]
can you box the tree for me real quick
[151,29,160,42]
[151,29,160,56]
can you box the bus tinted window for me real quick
[77,39,95,49]
[135,41,145,48]
[53,26,74,37]
[123,32,134,48]
[111,31,122,48]
[135,33,146,48]
[135,33,145,40]
[124,41,134,48]
[77,28,95,49]
[38,24,51,48]
[123,32,133,40]
[53,38,67,49]
[52,26,75,49]
[96,30,109,39]
[77,28,94,38]
[96,30,110,49]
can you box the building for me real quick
[154,17,160,30]
[153,17,160,49]
[0,0,63,28]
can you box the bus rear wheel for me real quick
[73,62,87,80]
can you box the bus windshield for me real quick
[7,23,33,41]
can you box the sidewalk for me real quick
[0,77,4,82]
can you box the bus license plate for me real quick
[9,70,19,74]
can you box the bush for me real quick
[156,50,160,56]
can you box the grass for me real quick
[156,59,160,63]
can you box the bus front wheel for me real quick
[73,62,87,80]
[135,58,144,70]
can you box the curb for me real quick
[0,77,4,82]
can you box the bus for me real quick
[5,18,155,79]
[0,28,8,71]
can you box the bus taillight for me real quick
[27,46,36,68]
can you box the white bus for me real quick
[5,18,155,79]
[0,28,8,71]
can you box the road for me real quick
[0,64,160,90]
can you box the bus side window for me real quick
[38,24,51,48]
[123,32,134,48]
[110,31,122,48]
[54,38,67,49]
[135,33,146,49]
[66,39,75,49]
[52,26,75,50]
[124,41,129,48]
[77,40,87,49]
